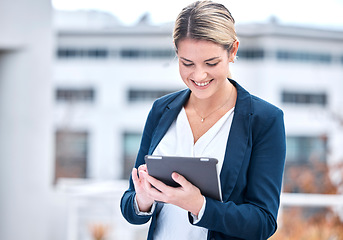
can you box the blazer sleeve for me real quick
[193,107,286,240]
[120,102,158,225]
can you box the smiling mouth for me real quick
[193,79,213,87]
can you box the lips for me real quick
[192,79,213,87]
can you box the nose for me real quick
[192,66,207,81]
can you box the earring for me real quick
[231,56,237,63]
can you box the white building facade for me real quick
[54,11,343,183]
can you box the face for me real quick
[177,38,237,100]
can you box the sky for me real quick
[52,0,343,29]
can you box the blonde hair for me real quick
[173,0,237,54]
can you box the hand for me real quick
[140,171,204,216]
[131,165,155,212]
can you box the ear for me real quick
[229,40,239,62]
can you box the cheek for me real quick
[179,66,190,80]
[221,68,230,77]
[216,63,230,77]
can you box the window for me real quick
[57,47,175,59]
[57,48,109,59]
[87,49,108,58]
[284,135,328,193]
[56,88,95,103]
[55,130,88,182]
[277,50,332,63]
[237,49,264,59]
[282,91,327,106]
[286,136,327,164]
[120,49,175,59]
[122,132,142,179]
[128,89,176,102]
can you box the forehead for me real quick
[177,38,227,60]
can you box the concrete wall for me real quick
[0,0,54,239]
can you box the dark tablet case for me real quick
[145,155,222,201]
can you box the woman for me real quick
[121,1,286,239]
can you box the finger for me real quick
[138,164,147,172]
[145,173,171,192]
[171,172,191,188]
[138,164,148,171]
[139,171,165,199]
[132,168,139,183]
[139,171,162,192]
[139,170,152,190]
[138,165,148,177]
[132,168,142,189]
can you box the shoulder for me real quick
[251,95,283,120]
[232,79,284,136]
[233,79,283,120]
[233,86,286,147]
[249,95,285,143]
[247,96,284,141]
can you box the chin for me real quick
[190,89,215,100]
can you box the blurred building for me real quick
[54,11,183,183]
[53,11,183,239]
[2,7,341,240]
[53,11,343,238]
[54,10,343,184]
[232,22,343,192]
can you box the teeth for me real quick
[194,80,210,87]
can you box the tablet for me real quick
[145,155,222,201]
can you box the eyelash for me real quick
[182,62,194,67]
[207,62,219,67]
[182,62,218,67]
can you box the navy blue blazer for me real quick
[121,79,286,240]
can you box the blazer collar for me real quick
[166,88,191,110]
[230,79,253,116]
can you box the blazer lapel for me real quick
[220,80,253,201]
[148,90,191,155]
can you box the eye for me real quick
[182,62,194,67]
[206,62,219,67]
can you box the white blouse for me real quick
[152,107,235,240]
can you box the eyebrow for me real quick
[180,57,220,62]
[204,57,220,62]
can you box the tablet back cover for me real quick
[145,155,222,201]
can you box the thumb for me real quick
[172,172,190,188]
